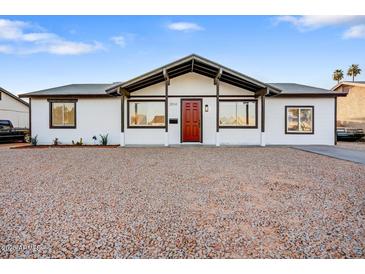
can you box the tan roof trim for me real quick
[331,81,365,91]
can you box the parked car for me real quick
[0,120,29,143]
[337,127,365,141]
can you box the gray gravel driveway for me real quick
[0,147,364,258]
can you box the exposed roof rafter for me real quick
[105,54,281,94]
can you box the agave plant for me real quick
[31,135,38,146]
[53,137,60,146]
[99,134,109,145]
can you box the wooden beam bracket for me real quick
[163,68,170,86]
[118,87,130,98]
[214,67,223,85]
[255,87,268,98]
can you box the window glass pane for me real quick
[52,102,75,127]
[300,108,312,132]
[236,102,246,126]
[129,101,165,126]
[247,101,256,126]
[219,101,256,127]
[220,102,238,126]
[287,108,299,131]
[52,103,64,126]
[63,103,75,126]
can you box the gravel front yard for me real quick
[0,147,364,258]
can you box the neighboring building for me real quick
[19,54,345,146]
[0,87,29,128]
[332,81,365,131]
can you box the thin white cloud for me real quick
[0,44,13,54]
[343,24,365,39]
[275,15,365,40]
[167,22,204,32]
[22,32,58,42]
[0,18,103,55]
[275,15,365,30]
[34,41,103,55]
[111,35,126,47]
[0,19,29,40]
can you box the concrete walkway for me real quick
[292,145,365,165]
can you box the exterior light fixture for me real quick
[205,104,209,112]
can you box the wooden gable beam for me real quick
[214,67,223,85]
[255,87,268,98]
[118,87,130,98]
[163,68,170,86]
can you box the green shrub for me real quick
[99,134,109,145]
[72,138,83,146]
[53,138,60,146]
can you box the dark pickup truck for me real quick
[0,120,29,143]
[337,127,365,142]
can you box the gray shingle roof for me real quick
[19,84,113,97]
[268,83,332,94]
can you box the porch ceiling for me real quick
[106,54,281,95]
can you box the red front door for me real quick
[181,99,202,142]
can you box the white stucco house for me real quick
[0,87,29,128]
[19,54,346,146]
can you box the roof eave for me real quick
[19,93,112,98]
[331,81,365,90]
[0,87,29,106]
[105,54,281,94]
[270,92,347,97]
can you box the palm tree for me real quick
[347,64,362,82]
[333,69,344,84]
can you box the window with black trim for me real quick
[128,100,165,128]
[219,100,257,128]
[285,106,313,134]
[50,101,76,128]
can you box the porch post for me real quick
[29,97,32,138]
[163,69,170,147]
[334,96,337,145]
[120,93,125,147]
[260,94,266,147]
[215,68,222,147]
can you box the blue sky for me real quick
[0,15,365,95]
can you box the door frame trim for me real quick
[180,98,203,143]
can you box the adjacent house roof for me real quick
[0,87,29,106]
[268,83,347,97]
[106,54,282,95]
[19,84,113,98]
[331,81,365,91]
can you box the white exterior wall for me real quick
[28,72,336,146]
[31,97,121,145]
[167,73,217,145]
[0,91,29,128]
[124,73,261,145]
[265,97,335,145]
[219,98,261,145]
